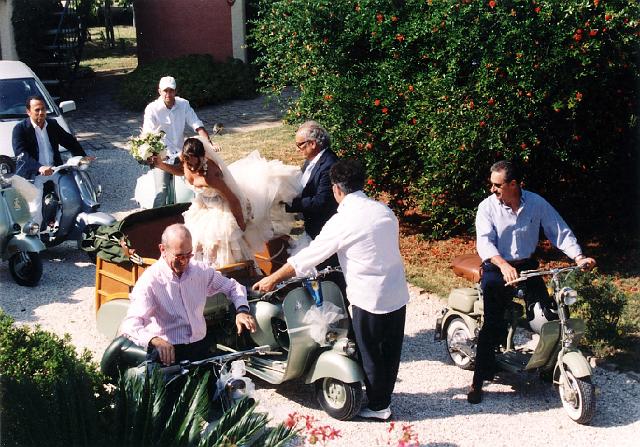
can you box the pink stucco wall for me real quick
[134,0,233,64]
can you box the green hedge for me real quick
[117,54,258,110]
[0,311,110,447]
[250,0,639,239]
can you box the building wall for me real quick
[134,0,244,65]
[0,0,18,60]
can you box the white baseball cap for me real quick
[158,76,177,91]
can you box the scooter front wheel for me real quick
[314,378,363,421]
[9,251,43,287]
[558,367,596,424]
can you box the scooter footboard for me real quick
[304,350,364,385]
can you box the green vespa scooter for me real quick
[0,156,45,286]
[216,267,365,421]
[435,257,596,424]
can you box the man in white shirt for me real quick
[468,160,595,404]
[254,159,410,421]
[142,76,212,207]
[12,95,87,226]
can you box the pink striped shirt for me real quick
[121,258,248,348]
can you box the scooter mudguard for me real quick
[304,350,364,385]
[525,320,560,370]
[556,350,592,379]
[5,234,45,260]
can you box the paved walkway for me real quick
[67,74,294,152]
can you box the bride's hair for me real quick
[182,137,205,158]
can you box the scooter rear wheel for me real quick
[9,251,43,287]
[446,318,475,370]
[558,367,596,424]
[315,378,363,421]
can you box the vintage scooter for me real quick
[435,257,596,424]
[0,155,45,286]
[39,155,115,255]
[216,267,365,421]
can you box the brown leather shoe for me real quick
[467,384,483,404]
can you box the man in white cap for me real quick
[143,76,212,207]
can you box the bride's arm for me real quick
[149,155,184,176]
[205,160,246,231]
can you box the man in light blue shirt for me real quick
[468,160,595,404]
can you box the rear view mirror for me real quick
[59,100,76,114]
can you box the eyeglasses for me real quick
[170,251,194,262]
[295,140,310,149]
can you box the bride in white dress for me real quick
[152,137,301,268]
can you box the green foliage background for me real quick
[117,54,258,110]
[251,0,639,239]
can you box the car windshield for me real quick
[0,78,56,119]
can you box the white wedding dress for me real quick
[183,140,302,268]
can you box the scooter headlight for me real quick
[333,337,357,357]
[560,287,578,306]
[22,221,40,236]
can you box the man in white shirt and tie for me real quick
[255,159,410,421]
[143,76,212,207]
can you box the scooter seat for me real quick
[451,253,482,283]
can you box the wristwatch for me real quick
[236,305,250,315]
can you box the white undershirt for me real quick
[301,149,326,187]
[31,120,53,166]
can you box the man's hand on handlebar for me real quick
[252,276,278,293]
[150,336,175,365]
[236,312,257,335]
[38,165,54,176]
[576,256,596,271]
[499,262,519,284]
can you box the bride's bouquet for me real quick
[128,130,167,164]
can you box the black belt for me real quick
[508,258,532,267]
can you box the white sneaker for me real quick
[357,406,392,420]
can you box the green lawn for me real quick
[80,26,137,73]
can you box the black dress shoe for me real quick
[467,384,483,404]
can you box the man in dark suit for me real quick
[12,95,87,225]
[286,121,339,239]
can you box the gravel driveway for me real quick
[1,90,638,446]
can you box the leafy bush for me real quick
[0,311,110,447]
[11,0,61,67]
[117,54,258,110]
[564,270,628,351]
[251,0,639,238]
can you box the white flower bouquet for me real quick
[129,130,167,164]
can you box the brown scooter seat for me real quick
[451,253,482,283]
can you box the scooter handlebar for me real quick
[258,266,343,300]
[504,264,583,286]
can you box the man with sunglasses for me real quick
[120,224,256,366]
[468,160,595,404]
[287,121,339,240]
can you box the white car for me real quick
[0,60,77,158]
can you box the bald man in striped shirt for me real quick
[120,224,256,365]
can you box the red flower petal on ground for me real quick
[489,0,496,8]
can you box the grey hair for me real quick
[297,120,331,150]
[161,223,191,246]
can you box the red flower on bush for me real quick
[487,97,495,106]
[479,120,486,127]
[594,0,600,7]
[410,117,417,125]
[357,119,363,125]
[521,142,528,149]
[367,178,375,186]
[469,99,475,109]
[489,0,496,9]
[576,91,583,101]
[382,107,389,114]
[323,36,329,43]
[374,99,381,106]
[408,85,414,92]
[324,94,333,100]
[376,13,384,23]
[396,34,406,42]
[605,14,612,21]
[391,16,399,22]
[589,29,598,37]
[366,142,374,150]
[534,6,541,13]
